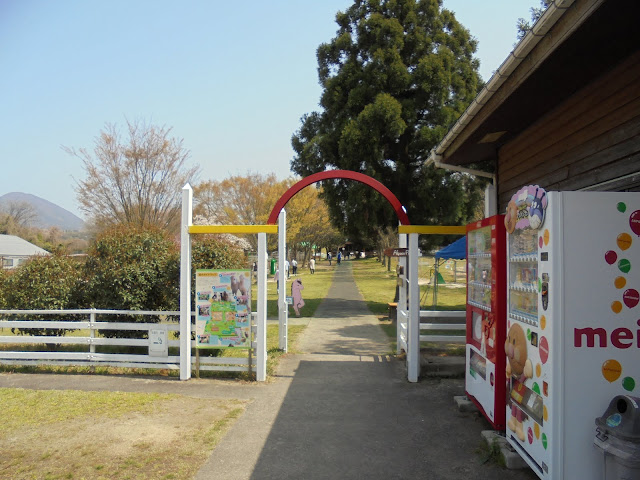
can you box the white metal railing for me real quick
[398,308,466,348]
[420,310,466,343]
[0,309,255,374]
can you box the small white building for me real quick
[0,234,50,269]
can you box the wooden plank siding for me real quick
[497,50,640,211]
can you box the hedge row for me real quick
[0,225,247,338]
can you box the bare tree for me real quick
[2,201,37,227]
[0,201,37,235]
[65,119,199,232]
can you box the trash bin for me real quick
[594,395,640,479]
[270,258,277,275]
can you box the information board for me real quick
[195,269,251,349]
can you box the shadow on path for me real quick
[242,262,538,480]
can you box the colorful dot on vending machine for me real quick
[623,289,639,309]
[617,233,632,251]
[618,258,631,274]
[539,337,549,364]
[542,433,548,450]
[603,359,622,383]
[534,423,540,439]
[615,276,627,289]
[623,377,636,392]
[611,301,623,314]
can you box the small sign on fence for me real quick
[149,326,168,357]
[383,247,408,257]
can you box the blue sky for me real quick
[0,0,537,218]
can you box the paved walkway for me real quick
[0,262,537,479]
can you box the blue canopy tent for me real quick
[435,236,466,260]
[429,236,467,306]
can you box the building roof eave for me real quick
[427,0,639,170]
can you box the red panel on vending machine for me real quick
[465,214,507,430]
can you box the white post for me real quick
[257,232,268,381]
[397,233,407,354]
[278,209,288,351]
[407,233,420,382]
[180,184,193,380]
[485,183,497,218]
[89,308,96,355]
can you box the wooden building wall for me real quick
[497,50,640,211]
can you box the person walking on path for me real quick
[327,252,332,265]
[291,258,298,275]
[308,257,315,274]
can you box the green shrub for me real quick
[0,268,7,309]
[191,235,247,270]
[81,225,180,337]
[3,252,82,336]
[0,229,248,341]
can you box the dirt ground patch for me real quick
[0,391,248,479]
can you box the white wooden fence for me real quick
[395,231,467,382]
[0,309,254,374]
[398,309,466,349]
[419,310,466,343]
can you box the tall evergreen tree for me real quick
[291,0,485,247]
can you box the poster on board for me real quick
[195,269,251,348]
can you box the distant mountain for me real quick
[0,192,85,231]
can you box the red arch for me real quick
[267,170,410,225]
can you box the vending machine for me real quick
[504,186,640,479]
[465,214,507,430]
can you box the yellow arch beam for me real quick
[191,224,464,235]
[398,225,466,235]
[189,225,278,235]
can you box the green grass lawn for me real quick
[351,256,467,311]
[0,388,246,479]
[351,257,467,356]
